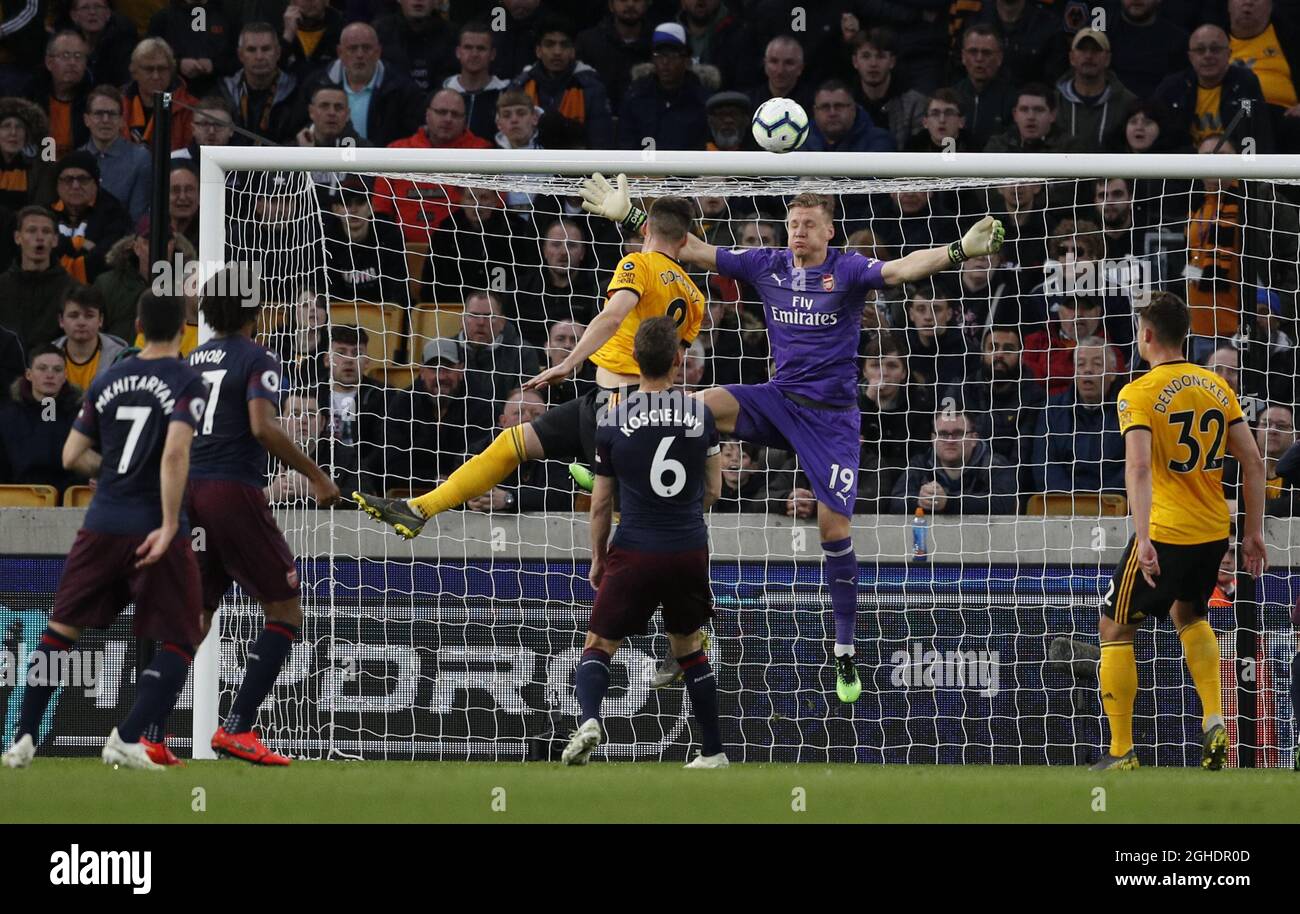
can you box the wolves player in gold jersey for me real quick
[1093,291,1267,771]
[352,196,705,537]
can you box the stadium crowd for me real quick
[0,0,1298,518]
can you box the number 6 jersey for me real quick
[1116,360,1245,545]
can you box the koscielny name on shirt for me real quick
[94,373,180,415]
[605,391,704,437]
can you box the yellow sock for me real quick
[1100,641,1137,757]
[409,425,527,518]
[1179,618,1222,729]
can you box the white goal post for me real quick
[191,148,1300,764]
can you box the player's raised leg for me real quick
[1171,599,1228,770]
[354,422,540,537]
[1,622,78,768]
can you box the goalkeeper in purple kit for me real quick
[578,173,1004,702]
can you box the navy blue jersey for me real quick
[594,389,719,552]
[75,356,208,535]
[188,334,283,487]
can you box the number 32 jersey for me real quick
[74,356,208,535]
[1117,360,1245,545]
[590,251,704,377]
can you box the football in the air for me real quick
[751,97,809,153]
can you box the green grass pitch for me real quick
[2,759,1298,823]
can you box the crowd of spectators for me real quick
[1,0,1298,518]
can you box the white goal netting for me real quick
[210,161,1298,766]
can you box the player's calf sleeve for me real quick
[221,621,300,736]
[409,425,527,518]
[16,627,76,742]
[678,650,723,757]
[822,538,859,654]
[118,643,193,744]
[575,648,611,724]
[1099,641,1137,757]
[1179,619,1222,728]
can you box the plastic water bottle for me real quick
[911,507,929,561]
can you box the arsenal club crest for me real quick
[821,272,835,292]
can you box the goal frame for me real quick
[192,148,1300,760]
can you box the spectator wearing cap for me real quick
[146,0,238,100]
[743,34,813,114]
[948,24,1018,150]
[457,289,539,429]
[984,83,1086,153]
[804,79,895,152]
[1032,338,1125,496]
[444,21,510,143]
[1106,0,1190,100]
[279,0,343,83]
[122,37,199,151]
[322,175,411,313]
[372,86,491,243]
[302,22,422,147]
[92,214,197,341]
[50,151,133,286]
[220,22,301,145]
[173,96,237,169]
[848,28,926,151]
[59,0,138,88]
[0,343,85,496]
[384,336,473,488]
[509,17,614,150]
[52,284,127,390]
[26,31,94,161]
[1155,24,1274,153]
[1228,0,1300,152]
[0,98,55,212]
[80,85,152,224]
[972,0,1064,85]
[373,0,456,93]
[315,323,393,496]
[1054,29,1138,153]
[704,90,754,151]
[576,0,653,111]
[0,206,78,355]
[678,0,753,93]
[617,22,712,151]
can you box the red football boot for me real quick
[140,736,186,767]
[211,728,291,766]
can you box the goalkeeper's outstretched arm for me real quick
[579,172,717,271]
[880,216,1004,286]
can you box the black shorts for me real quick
[52,528,203,644]
[189,478,300,611]
[1101,536,1229,625]
[530,385,627,464]
[589,545,713,640]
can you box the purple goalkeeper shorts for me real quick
[725,382,862,517]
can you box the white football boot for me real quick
[1,734,35,769]
[101,728,163,771]
[561,718,603,766]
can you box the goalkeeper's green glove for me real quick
[948,216,1005,264]
[579,172,647,233]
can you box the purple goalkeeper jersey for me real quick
[715,246,886,406]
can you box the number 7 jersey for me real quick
[1116,360,1245,544]
[589,250,705,377]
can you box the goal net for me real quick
[195,149,1298,766]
